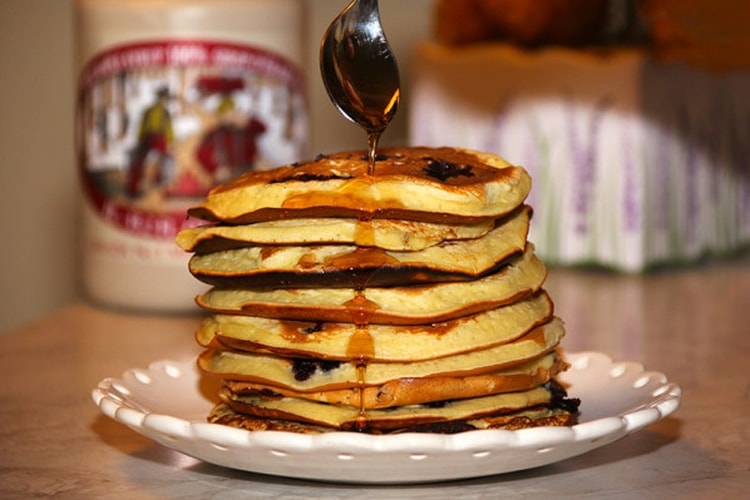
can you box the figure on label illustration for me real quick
[127,86,174,198]
[194,76,267,185]
[77,41,308,237]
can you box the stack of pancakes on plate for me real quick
[177,146,579,434]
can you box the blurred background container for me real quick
[410,0,750,273]
[75,0,309,312]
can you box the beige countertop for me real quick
[1,258,748,498]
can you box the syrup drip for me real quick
[344,290,377,431]
[342,292,378,327]
[354,216,375,247]
[324,246,398,291]
[339,125,386,430]
[366,130,380,176]
[354,363,368,431]
[343,125,382,429]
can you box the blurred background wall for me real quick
[0,0,434,332]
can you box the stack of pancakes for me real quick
[177,147,579,434]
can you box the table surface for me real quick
[1,257,749,499]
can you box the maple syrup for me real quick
[343,288,378,431]
[366,130,380,176]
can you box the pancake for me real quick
[207,400,579,433]
[176,216,496,254]
[196,290,554,362]
[197,318,565,391]
[216,382,568,432]
[187,206,531,287]
[223,352,565,409]
[187,147,531,224]
[195,243,547,324]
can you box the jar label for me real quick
[76,40,308,239]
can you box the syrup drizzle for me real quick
[366,130,380,176]
[354,214,375,247]
[343,291,377,431]
[337,113,386,430]
[330,126,381,430]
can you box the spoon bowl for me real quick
[320,0,400,160]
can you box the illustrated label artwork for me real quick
[77,40,307,238]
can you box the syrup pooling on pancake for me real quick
[179,147,580,433]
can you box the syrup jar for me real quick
[75,0,308,311]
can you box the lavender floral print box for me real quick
[409,43,749,272]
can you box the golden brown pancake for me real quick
[222,352,565,409]
[207,401,578,433]
[187,206,531,287]
[196,290,554,362]
[177,216,496,254]
[217,382,565,431]
[187,147,531,224]
[197,318,565,391]
[195,243,547,324]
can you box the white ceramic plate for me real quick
[92,351,681,484]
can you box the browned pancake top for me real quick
[214,147,513,193]
[187,147,528,223]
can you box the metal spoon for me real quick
[320,0,400,174]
